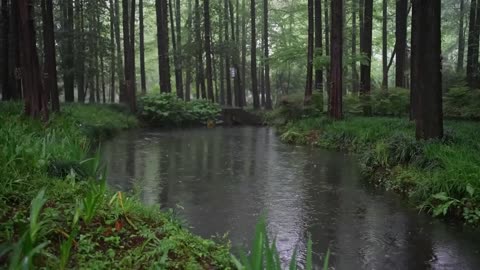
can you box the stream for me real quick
[102,127,480,269]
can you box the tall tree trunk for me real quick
[241,0,247,106]
[76,0,86,103]
[204,0,214,101]
[382,0,388,90]
[185,0,193,101]
[324,0,330,94]
[305,0,314,105]
[109,0,116,102]
[175,0,183,97]
[123,0,136,111]
[250,0,260,109]
[17,0,49,120]
[329,0,343,120]
[6,0,21,100]
[224,0,232,105]
[360,0,372,115]
[229,0,243,107]
[351,0,359,94]
[263,0,272,109]
[62,0,75,102]
[156,0,172,93]
[0,0,8,100]
[219,9,225,105]
[114,0,124,102]
[194,0,206,98]
[314,0,323,94]
[101,51,106,103]
[41,0,60,112]
[412,0,443,140]
[169,0,183,98]
[139,0,147,94]
[467,0,480,88]
[395,0,408,88]
[457,0,466,73]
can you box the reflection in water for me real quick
[103,127,480,269]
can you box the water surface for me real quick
[103,127,480,269]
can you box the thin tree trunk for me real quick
[412,0,443,140]
[139,0,147,94]
[204,0,214,101]
[395,0,407,88]
[76,0,86,103]
[250,0,260,109]
[467,0,480,88]
[305,0,314,105]
[314,0,323,94]
[63,0,75,102]
[360,0,373,115]
[175,0,183,97]
[169,0,183,98]
[225,0,232,106]
[329,0,343,120]
[219,8,225,105]
[229,0,243,107]
[185,0,193,101]
[263,0,272,109]
[351,0,359,94]
[241,0,247,106]
[382,0,388,90]
[457,0,466,73]
[114,0,124,102]
[109,0,116,102]
[194,0,205,98]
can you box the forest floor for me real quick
[275,116,480,225]
[0,103,233,269]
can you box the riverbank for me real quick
[275,116,480,225]
[0,103,233,269]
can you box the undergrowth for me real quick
[275,113,480,225]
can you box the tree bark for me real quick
[305,0,314,105]
[329,0,343,120]
[250,0,260,109]
[185,0,193,101]
[314,0,323,94]
[467,0,480,88]
[0,0,8,100]
[412,0,443,140]
[351,0,359,94]
[225,0,232,105]
[114,0,124,102]
[360,0,373,115]
[194,0,205,98]
[175,0,183,98]
[241,0,247,106]
[204,0,214,101]
[457,0,466,73]
[263,0,272,109]
[395,0,408,88]
[62,0,74,102]
[382,0,388,90]
[76,0,86,103]
[139,0,147,94]
[169,0,183,98]
[229,0,243,107]
[156,0,172,93]
[17,0,49,120]
[41,0,60,112]
[109,0,116,102]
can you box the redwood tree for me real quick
[466,0,480,88]
[156,0,171,93]
[314,0,323,94]
[360,0,373,115]
[17,0,49,120]
[41,0,60,112]
[139,0,147,94]
[411,0,443,140]
[329,0,343,119]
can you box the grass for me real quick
[0,103,233,269]
[276,115,480,225]
[0,102,327,269]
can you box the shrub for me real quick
[138,94,221,126]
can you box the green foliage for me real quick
[276,115,480,225]
[0,102,233,269]
[444,87,480,119]
[344,88,410,117]
[138,94,221,126]
[233,218,329,270]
